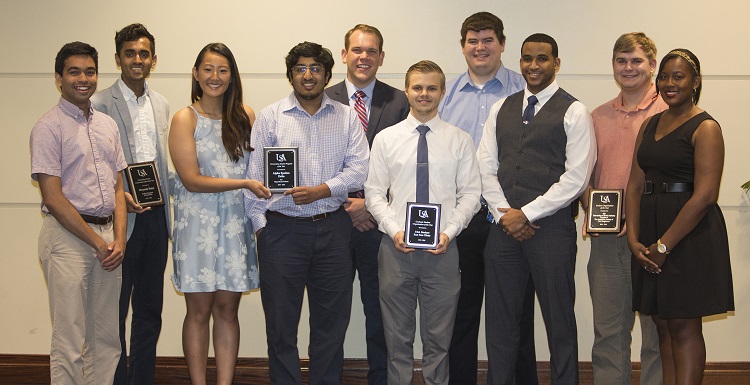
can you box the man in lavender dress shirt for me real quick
[30,41,128,384]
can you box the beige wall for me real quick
[2,0,749,361]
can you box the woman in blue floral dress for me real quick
[169,43,271,385]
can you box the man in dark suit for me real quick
[325,24,409,385]
[91,23,171,385]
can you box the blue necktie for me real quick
[416,125,430,203]
[523,95,538,125]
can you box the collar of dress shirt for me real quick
[58,96,93,120]
[524,80,559,108]
[405,113,443,133]
[283,91,336,116]
[117,78,150,102]
[458,63,513,92]
[344,77,377,101]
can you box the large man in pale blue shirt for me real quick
[245,41,369,385]
[437,12,536,385]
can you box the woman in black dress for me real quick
[625,49,734,385]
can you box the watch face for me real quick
[657,243,667,253]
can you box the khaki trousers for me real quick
[39,215,121,385]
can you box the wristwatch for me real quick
[657,238,670,254]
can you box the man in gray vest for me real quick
[477,33,596,385]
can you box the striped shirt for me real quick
[30,97,127,216]
[245,92,369,230]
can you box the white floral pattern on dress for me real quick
[171,107,259,293]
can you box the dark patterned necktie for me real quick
[416,125,430,203]
[523,95,538,125]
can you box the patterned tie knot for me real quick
[417,125,430,135]
[355,90,367,100]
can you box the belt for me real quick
[267,206,343,222]
[643,181,693,195]
[80,213,113,225]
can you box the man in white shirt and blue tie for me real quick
[365,60,481,385]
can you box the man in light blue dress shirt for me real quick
[438,12,537,385]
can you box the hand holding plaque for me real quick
[404,202,441,249]
[124,161,164,207]
[264,147,299,193]
[586,189,622,233]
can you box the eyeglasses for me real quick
[293,65,324,75]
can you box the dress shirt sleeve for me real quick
[521,101,597,222]
[30,121,62,180]
[443,135,481,240]
[323,109,369,197]
[364,134,400,239]
[244,110,273,231]
[476,100,511,223]
[112,123,128,172]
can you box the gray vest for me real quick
[495,88,577,209]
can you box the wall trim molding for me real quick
[1,355,748,384]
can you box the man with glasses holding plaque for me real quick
[583,32,666,385]
[244,41,369,385]
[325,24,409,385]
[91,23,171,385]
[365,60,480,385]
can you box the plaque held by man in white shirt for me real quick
[124,161,164,207]
[404,202,441,249]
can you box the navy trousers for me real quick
[114,205,168,385]
[258,209,354,385]
[351,227,387,385]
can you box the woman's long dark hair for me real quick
[191,43,252,162]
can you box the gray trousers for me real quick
[378,236,461,385]
[485,210,579,385]
[588,233,662,385]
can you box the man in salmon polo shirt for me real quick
[583,32,667,385]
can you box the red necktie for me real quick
[354,90,368,132]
